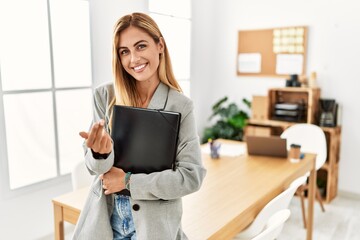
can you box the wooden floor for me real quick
[54,195,360,240]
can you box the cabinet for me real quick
[246,87,341,203]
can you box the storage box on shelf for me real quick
[245,87,341,203]
[268,87,320,123]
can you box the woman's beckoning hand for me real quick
[79,119,113,154]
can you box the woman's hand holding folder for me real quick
[99,167,126,195]
[79,119,113,155]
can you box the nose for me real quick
[130,51,141,63]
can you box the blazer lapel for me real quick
[147,82,169,110]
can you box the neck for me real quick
[136,79,160,108]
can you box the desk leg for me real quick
[307,161,316,240]
[54,204,65,240]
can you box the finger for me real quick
[79,131,89,139]
[99,119,105,127]
[100,133,112,154]
[90,119,107,151]
[102,138,109,154]
[105,137,112,153]
[95,124,105,142]
[99,174,104,180]
[93,126,105,151]
[98,134,107,153]
[86,123,100,148]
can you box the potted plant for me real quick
[201,96,251,143]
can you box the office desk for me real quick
[52,187,88,240]
[53,140,316,240]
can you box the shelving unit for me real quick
[321,126,341,202]
[268,87,320,123]
[246,87,341,203]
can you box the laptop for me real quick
[111,105,181,174]
[246,135,288,158]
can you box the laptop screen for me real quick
[246,135,288,158]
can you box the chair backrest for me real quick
[281,123,327,170]
[236,176,307,239]
[251,209,291,240]
[71,160,94,190]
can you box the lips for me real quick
[133,63,147,72]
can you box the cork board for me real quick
[237,26,308,78]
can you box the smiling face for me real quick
[118,26,164,84]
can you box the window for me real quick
[149,0,191,97]
[0,0,92,190]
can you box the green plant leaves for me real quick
[212,96,228,111]
[202,97,250,143]
[242,98,251,109]
[228,113,247,129]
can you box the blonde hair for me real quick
[107,13,182,131]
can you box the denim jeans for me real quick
[111,195,136,240]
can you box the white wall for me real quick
[190,0,217,134]
[90,0,148,87]
[0,1,147,240]
[192,0,360,195]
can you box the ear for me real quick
[158,37,165,54]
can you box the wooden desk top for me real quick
[53,140,315,240]
[182,139,315,240]
[53,187,89,214]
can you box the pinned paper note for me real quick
[237,53,261,73]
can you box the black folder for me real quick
[111,105,181,174]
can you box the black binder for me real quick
[111,105,181,174]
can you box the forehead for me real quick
[118,26,153,47]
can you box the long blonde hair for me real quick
[110,12,181,106]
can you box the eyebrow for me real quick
[118,40,149,49]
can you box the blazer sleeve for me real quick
[129,99,207,200]
[83,85,114,175]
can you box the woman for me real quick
[73,12,206,240]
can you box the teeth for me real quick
[134,64,146,71]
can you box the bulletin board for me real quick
[237,26,308,78]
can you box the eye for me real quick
[119,49,129,56]
[137,44,147,50]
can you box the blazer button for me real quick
[132,204,140,211]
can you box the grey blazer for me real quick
[72,82,206,240]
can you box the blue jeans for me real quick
[111,195,136,240]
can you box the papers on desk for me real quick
[201,143,246,157]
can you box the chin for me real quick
[134,77,150,82]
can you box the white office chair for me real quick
[251,209,291,240]
[71,160,94,190]
[235,176,307,240]
[280,123,327,228]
